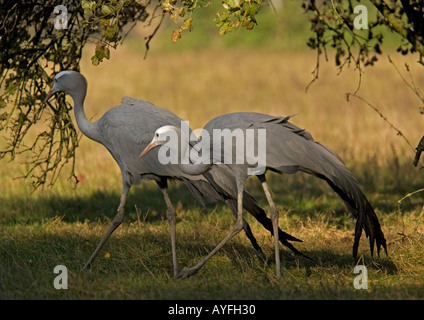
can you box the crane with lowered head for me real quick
[140,112,388,279]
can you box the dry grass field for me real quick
[2,6,424,300]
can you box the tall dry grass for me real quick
[70,45,424,191]
[3,45,423,198]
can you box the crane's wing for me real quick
[204,112,387,260]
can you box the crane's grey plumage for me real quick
[141,112,388,279]
[205,112,387,260]
[44,71,305,277]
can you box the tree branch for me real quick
[371,0,424,56]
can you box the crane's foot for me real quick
[175,267,199,279]
[82,262,91,270]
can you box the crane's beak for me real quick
[139,141,157,159]
[44,88,56,103]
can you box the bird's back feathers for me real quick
[204,112,387,259]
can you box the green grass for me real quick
[1,167,424,299]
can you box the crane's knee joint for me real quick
[113,207,125,225]
[167,211,176,223]
[270,208,279,221]
[233,219,244,233]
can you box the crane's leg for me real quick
[176,179,245,279]
[225,199,265,258]
[83,184,130,270]
[258,174,281,280]
[157,179,179,277]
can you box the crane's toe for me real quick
[175,267,199,279]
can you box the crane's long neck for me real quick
[70,84,100,142]
[174,130,213,175]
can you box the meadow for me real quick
[1,2,424,300]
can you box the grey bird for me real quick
[140,112,388,279]
[44,71,305,277]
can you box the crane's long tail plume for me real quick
[269,116,387,260]
[322,175,387,261]
[294,140,388,261]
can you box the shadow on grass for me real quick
[205,240,398,276]
[1,177,365,237]
[0,225,398,275]
[3,158,423,229]
[0,181,224,225]
[0,175,401,278]
[0,216,402,299]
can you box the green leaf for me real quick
[161,0,176,12]
[180,17,193,32]
[102,24,119,41]
[101,4,115,16]
[91,56,100,66]
[81,0,97,14]
[92,43,110,65]
[246,2,259,16]
[224,0,240,9]
[179,7,186,17]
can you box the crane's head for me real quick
[139,125,178,159]
[44,70,87,103]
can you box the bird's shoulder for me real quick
[97,97,183,146]
[100,97,181,126]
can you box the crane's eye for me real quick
[155,133,159,138]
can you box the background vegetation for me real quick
[1,1,424,299]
